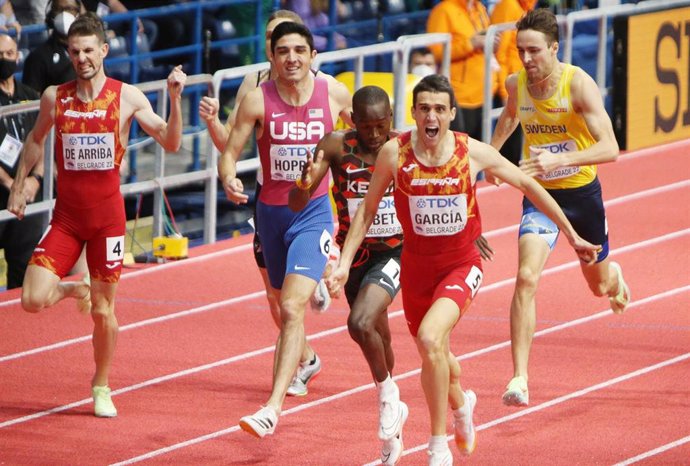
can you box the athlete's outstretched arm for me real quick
[570,68,619,163]
[490,73,521,151]
[485,74,521,186]
[471,138,599,263]
[130,65,187,152]
[288,131,342,212]
[218,87,264,204]
[200,72,259,152]
[519,69,619,178]
[328,138,397,292]
[7,86,56,220]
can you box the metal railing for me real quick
[0,74,220,245]
[311,34,451,130]
[480,0,690,145]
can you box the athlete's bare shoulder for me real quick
[319,129,347,162]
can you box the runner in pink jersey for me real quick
[330,74,599,464]
[218,21,351,438]
[8,12,186,418]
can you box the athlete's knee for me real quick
[21,288,49,313]
[90,298,115,318]
[21,294,44,313]
[279,297,306,327]
[347,311,375,342]
[515,265,541,295]
[416,330,446,361]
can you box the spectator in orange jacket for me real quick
[491,0,538,101]
[426,0,499,140]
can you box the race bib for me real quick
[63,133,115,171]
[269,143,315,181]
[464,265,483,298]
[347,196,402,238]
[106,235,125,262]
[0,134,22,168]
[408,194,467,237]
[530,140,581,181]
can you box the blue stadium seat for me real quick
[106,35,130,81]
[212,19,241,69]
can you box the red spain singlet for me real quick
[54,78,126,209]
[394,130,483,336]
[29,78,127,281]
[257,77,333,205]
[394,130,481,255]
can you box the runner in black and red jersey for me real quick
[8,12,186,419]
[289,86,406,465]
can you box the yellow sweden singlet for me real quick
[517,64,597,190]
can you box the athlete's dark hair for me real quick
[412,74,456,109]
[68,11,106,44]
[270,21,315,53]
[353,86,391,112]
[516,8,559,45]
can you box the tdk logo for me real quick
[415,197,460,208]
[68,135,109,145]
[378,198,395,209]
[277,146,312,157]
[540,142,570,153]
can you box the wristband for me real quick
[295,178,313,191]
[29,172,43,185]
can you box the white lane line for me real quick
[364,353,690,465]
[2,228,687,364]
[2,174,687,309]
[612,435,690,465]
[0,291,265,363]
[0,243,253,308]
[104,285,690,465]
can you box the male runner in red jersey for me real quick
[329,74,599,465]
[8,12,186,418]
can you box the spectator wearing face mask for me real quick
[409,47,438,77]
[22,0,84,93]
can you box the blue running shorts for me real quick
[256,194,334,289]
[519,177,609,263]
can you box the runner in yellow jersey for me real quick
[490,8,631,408]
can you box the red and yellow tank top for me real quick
[394,131,481,256]
[54,78,125,209]
[517,64,597,190]
[257,77,333,205]
[331,132,403,251]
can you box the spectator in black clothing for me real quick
[0,34,42,289]
[22,0,84,93]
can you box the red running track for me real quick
[0,140,688,465]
